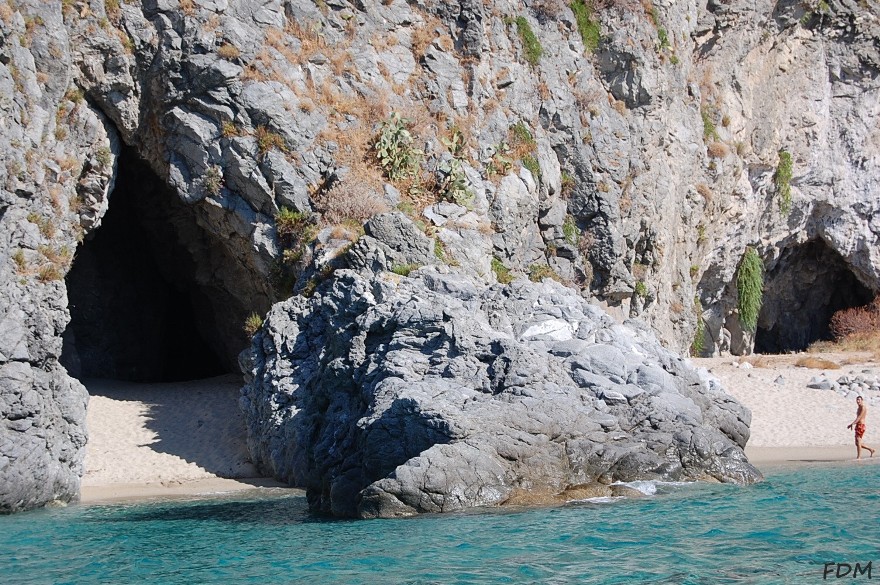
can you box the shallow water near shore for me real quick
[2,462,878,584]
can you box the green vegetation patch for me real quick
[657,27,670,50]
[391,263,420,277]
[375,112,421,182]
[570,0,600,53]
[492,257,513,284]
[736,247,764,333]
[514,16,543,66]
[522,155,541,181]
[775,150,793,215]
[243,312,263,337]
[690,296,705,356]
[563,215,578,246]
[273,208,318,297]
[701,108,718,141]
[255,125,287,157]
[529,263,562,283]
[634,280,647,298]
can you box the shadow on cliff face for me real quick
[755,239,873,353]
[62,148,256,382]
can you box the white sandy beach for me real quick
[79,352,879,504]
[80,375,290,503]
[695,352,880,465]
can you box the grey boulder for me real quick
[240,269,761,518]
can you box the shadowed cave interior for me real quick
[61,148,253,383]
[755,239,874,354]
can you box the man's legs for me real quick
[855,436,875,459]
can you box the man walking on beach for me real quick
[847,396,876,460]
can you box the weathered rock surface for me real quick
[1,0,877,511]
[241,269,761,518]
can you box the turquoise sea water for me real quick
[2,462,878,584]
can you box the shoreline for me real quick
[75,446,874,508]
[79,477,301,505]
[745,445,874,467]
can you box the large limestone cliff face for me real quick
[694,1,880,354]
[0,0,876,511]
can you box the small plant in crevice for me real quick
[701,108,718,141]
[391,263,419,277]
[221,121,241,138]
[217,43,241,60]
[570,0,600,53]
[255,125,287,158]
[775,149,793,215]
[436,158,473,207]
[440,127,467,158]
[513,16,543,66]
[95,147,112,169]
[560,172,576,198]
[563,214,578,246]
[492,256,513,284]
[243,312,263,337]
[736,246,764,333]
[12,249,27,273]
[27,212,56,239]
[510,122,535,149]
[315,178,389,225]
[434,238,459,266]
[374,112,421,182]
[37,264,63,283]
[273,208,318,297]
[690,296,705,356]
[634,280,648,298]
[507,122,540,181]
[657,27,670,51]
[485,142,513,179]
[528,263,561,283]
[522,155,541,182]
[203,165,223,196]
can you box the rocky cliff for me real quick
[0,0,877,512]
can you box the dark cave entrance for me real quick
[754,240,874,353]
[61,148,250,382]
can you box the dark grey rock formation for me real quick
[241,268,761,518]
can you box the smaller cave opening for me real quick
[62,148,244,383]
[754,240,874,353]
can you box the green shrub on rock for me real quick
[492,257,513,284]
[736,247,764,332]
[374,113,421,182]
[243,313,263,337]
[690,296,705,356]
[775,150,793,215]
